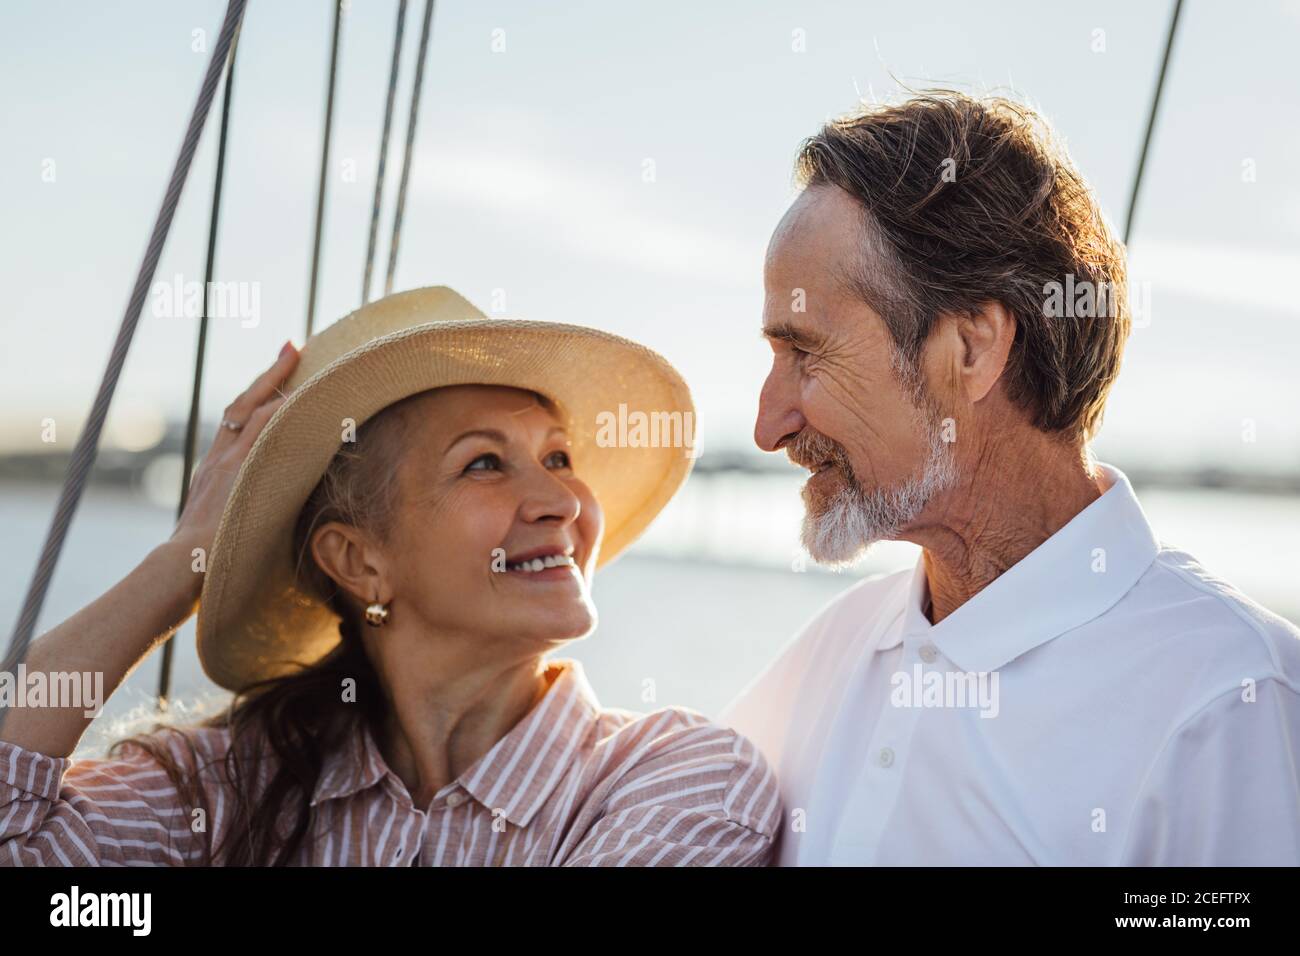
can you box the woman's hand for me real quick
[169,340,300,577]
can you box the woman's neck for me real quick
[367,640,554,809]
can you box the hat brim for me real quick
[196,287,696,692]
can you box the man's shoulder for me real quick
[826,564,916,605]
[1135,543,1300,684]
[1112,546,1300,717]
[769,564,915,660]
[718,565,912,729]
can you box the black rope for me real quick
[1,0,249,733]
[384,0,435,296]
[305,0,344,336]
[156,22,244,711]
[1124,0,1183,246]
[362,0,408,306]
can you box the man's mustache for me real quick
[787,428,853,478]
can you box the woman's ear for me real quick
[309,521,390,605]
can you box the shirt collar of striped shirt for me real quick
[309,657,603,826]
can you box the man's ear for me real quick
[948,300,1016,405]
[310,521,390,605]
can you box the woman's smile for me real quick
[503,547,576,573]
[501,546,583,584]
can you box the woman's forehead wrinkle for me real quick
[504,394,575,446]
[506,394,544,418]
[509,395,566,432]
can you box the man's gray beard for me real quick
[800,408,958,568]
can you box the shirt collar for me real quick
[310,720,388,809]
[310,657,602,828]
[881,462,1159,673]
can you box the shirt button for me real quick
[919,643,938,663]
[878,747,895,768]
[445,791,466,808]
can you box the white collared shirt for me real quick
[719,463,1300,865]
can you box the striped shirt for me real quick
[1,658,781,866]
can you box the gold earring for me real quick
[364,601,389,627]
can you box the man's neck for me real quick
[905,436,1102,624]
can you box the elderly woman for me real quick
[0,287,780,866]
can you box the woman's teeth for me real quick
[507,554,576,573]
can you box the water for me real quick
[3,477,1296,758]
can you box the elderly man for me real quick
[719,91,1300,866]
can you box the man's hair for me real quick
[795,90,1129,442]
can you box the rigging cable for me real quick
[362,0,408,305]
[305,0,344,336]
[156,20,245,710]
[384,0,436,296]
[1124,0,1183,246]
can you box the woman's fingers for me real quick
[222,340,299,427]
[170,385,294,556]
[232,393,287,454]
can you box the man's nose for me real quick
[754,367,805,452]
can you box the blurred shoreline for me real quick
[6,422,1300,495]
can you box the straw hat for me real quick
[196,286,696,692]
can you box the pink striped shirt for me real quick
[0,658,781,866]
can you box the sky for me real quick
[2,0,1298,473]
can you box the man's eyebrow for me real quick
[444,425,567,455]
[761,322,821,349]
